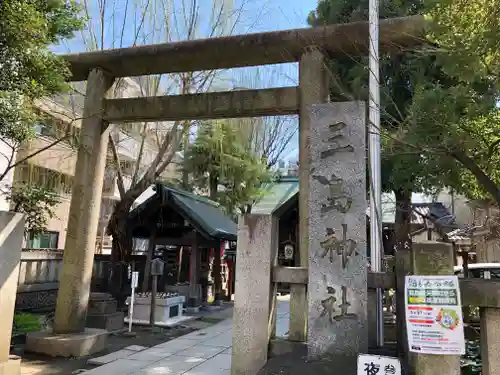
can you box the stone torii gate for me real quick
[25,15,424,363]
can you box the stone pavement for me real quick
[81,299,290,375]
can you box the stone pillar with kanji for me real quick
[307,102,368,373]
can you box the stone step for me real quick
[26,328,108,358]
[89,292,113,301]
[86,312,124,331]
[88,299,117,315]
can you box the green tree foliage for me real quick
[7,184,60,235]
[0,0,82,232]
[308,1,499,365]
[0,0,82,139]
[308,0,443,253]
[412,0,500,205]
[307,0,500,210]
[308,0,447,194]
[184,120,271,217]
[427,0,500,83]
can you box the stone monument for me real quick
[307,102,367,371]
[0,211,25,375]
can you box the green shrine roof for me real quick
[251,179,454,227]
[130,183,237,241]
[252,176,299,216]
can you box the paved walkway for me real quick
[83,300,290,375]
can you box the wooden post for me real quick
[149,258,164,328]
[150,275,158,328]
[142,229,157,292]
[291,46,329,342]
[227,260,233,298]
[189,234,200,307]
[213,244,222,302]
[53,68,114,334]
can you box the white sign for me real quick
[405,275,465,355]
[128,272,139,333]
[357,354,400,375]
[131,271,139,289]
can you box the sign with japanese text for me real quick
[131,271,139,289]
[357,354,401,375]
[405,275,465,355]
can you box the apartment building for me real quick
[4,78,181,251]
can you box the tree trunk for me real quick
[394,189,412,363]
[451,150,500,207]
[108,198,134,305]
[394,189,412,253]
[209,174,218,200]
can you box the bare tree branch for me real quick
[131,123,148,186]
[0,116,84,182]
[451,149,500,205]
[108,131,127,199]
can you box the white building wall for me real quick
[0,141,15,212]
[434,189,471,227]
[375,189,473,227]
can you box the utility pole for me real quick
[369,0,384,347]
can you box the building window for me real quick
[28,231,59,249]
[35,111,80,147]
[120,160,135,175]
[14,162,74,195]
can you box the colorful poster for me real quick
[405,275,465,355]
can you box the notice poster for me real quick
[405,275,465,355]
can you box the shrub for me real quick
[12,313,41,335]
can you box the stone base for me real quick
[269,338,307,358]
[210,299,224,307]
[186,297,200,308]
[25,328,108,358]
[86,312,124,331]
[124,314,196,327]
[0,356,21,375]
[88,299,117,315]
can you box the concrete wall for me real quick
[0,211,25,364]
[470,203,500,263]
[433,189,470,227]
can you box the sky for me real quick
[57,0,318,57]
[56,0,320,161]
[236,0,317,32]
